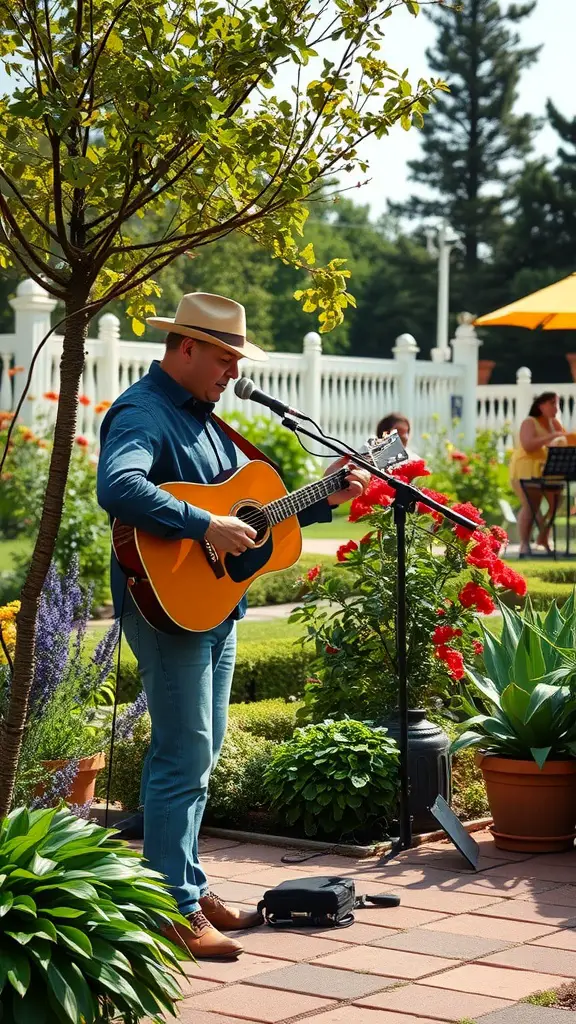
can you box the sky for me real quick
[338,0,576,216]
[0,0,574,219]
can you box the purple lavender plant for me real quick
[30,759,79,809]
[115,690,148,740]
[30,555,86,716]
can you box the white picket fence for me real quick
[1,277,572,451]
[0,279,479,448]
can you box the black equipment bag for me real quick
[257,875,400,929]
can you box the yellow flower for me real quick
[0,600,20,623]
[421,432,430,441]
[445,441,454,452]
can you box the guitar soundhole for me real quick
[235,503,269,544]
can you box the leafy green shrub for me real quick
[264,719,399,838]
[423,424,513,524]
[512,560,576,583]
[105,711,273,820]
[0,805,185,1022]
[223,412,319,493]
[229,698,302,740]
[207,722,273,824]
[0,417,111,606]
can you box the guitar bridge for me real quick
[200,538,226,579]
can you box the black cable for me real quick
[104,580,128,829]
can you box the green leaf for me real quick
[13,985,49,1024]
[45,959,79,1024]
[56,924,93,959]
[530,746,552,769]
[5,945,31,997]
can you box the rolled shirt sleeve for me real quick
[97,406,211,539]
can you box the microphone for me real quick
[234,378,304,419]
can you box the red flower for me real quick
[337,540,359,562]
[78,394,91,406]
[461,465,472,475]
[75,435,89,448]
[489,561,527,597]
[473,640,484,656]
[416,487,451,523]
[432,625,463,645]
[306,565,321,582]
[466,539,497,570]
[458,581,495,614]
[360,532,374,545]
[450,450,468,462]
[489,525,508,552]
[452,501,486,541]
[43,391,59,401]
[325,645,340,655]
[436,608,446,617]
[349,477,395,521]
[434,645,465,680]
[392,458,431,483]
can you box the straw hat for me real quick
[146,292,268,361]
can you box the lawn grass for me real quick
[302,519,365,540]
[0,536,31,572]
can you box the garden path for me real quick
[144,829,576,1024]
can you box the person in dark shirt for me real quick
[98,292,370,959]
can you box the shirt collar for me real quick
[148,360,215,419]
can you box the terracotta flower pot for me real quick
[38,752,106,806]
[477,360,496,385]
[477,753,576,853]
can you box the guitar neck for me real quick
[264,467,351,526]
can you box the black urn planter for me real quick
[383,709,452,833]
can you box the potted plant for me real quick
[0,803,188,1021]
[0,558,118,812]
[451,597,576,852]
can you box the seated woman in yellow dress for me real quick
[509,392,571,556]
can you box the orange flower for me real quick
[78,394,91,406]
[75,435,89,448]
[94,400,112,413]
[43,391,59,401]
[7,365,24,378]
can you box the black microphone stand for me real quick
[279,414,479,853]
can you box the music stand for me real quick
[521,447,576,559]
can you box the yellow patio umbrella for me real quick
[474,272,576,330]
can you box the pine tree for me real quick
[395,0,540,273]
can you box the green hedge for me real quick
[116,636,315,704]
[507,560,576,585]
[229,698,302,740]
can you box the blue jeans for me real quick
[122,606,237,915]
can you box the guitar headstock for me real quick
[361,430,408,470]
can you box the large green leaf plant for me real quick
[452,595,576,769]
[0,805,187,1023]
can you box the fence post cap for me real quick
[393,333,419,356]
[516,366,532,383]
[303,331,322,351]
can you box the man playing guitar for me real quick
[97,291,370,960]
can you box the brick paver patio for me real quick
[150,830,576,1023]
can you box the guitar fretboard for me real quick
[264,468,349,526]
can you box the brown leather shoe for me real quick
[163,910,243,959]
[200,890,264,931]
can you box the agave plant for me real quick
[0,805,188,1023]
[451,595,576,768]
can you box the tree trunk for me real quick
[0,292,91,817]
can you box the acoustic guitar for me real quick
[112,432,407,633]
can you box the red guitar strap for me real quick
[211,414,281,474]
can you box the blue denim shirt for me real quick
[97,361,332,618]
